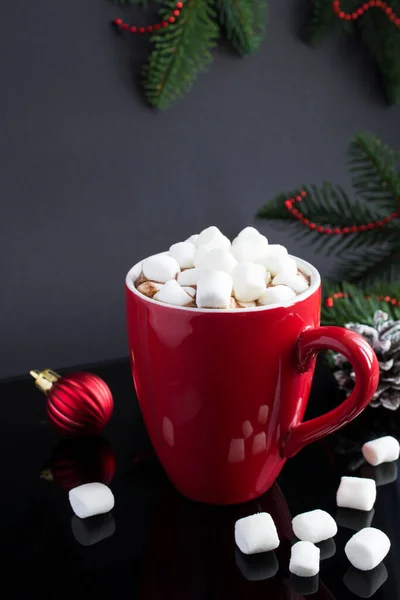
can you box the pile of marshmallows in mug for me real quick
[235,436,399,582]
[135,226,310,308]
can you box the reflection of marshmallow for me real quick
[69,483,115,519]
[231,234,269,263]
[143,254,180,283]
[233,262,269,302]
[137,281,162,298]
[361,462,398,486]
[289,541,320,577]
[197,226,231,251]
[258,285,296,306]
[197,271,233,308]
[288,574,319,596]
[242,420,253,439]
[336,508,375,532]
[252,432,267,455]
[177,267,210,286]
[235,548,278,581]
[344,563,388,598]
[235,513,280,555]
[345,528,390,571]
[258,254,297,277]
[228,438,245,463]
[162,416,174,446]
[362,436,400,466]
[292,509,337,543]
[169,242,196,269]
[185,234,199,245]
[258,405,269,424]
[154,280,193,306]
[200,248,238,275]
[273,272,309,294]
[71,513,115,546]
[317,538,336,560]
[336,476,376,511]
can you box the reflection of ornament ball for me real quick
[41,437,116,492]
[31,369,114,437]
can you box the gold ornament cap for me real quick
[30,369,60,393]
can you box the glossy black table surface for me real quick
[1,360,399,599]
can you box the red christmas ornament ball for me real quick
[31,369,114,437]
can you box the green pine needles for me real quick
[306,0,400,105]
[143,0,267,108]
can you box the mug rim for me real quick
[125,254,321,313]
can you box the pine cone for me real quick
[332,310,400,411]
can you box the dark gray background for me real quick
[1,0,399,379]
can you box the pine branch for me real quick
[333,247,400,285]
[304,0,339,46]
[349,132,400,211]
[216,0,267,55]
[144,0,219,109]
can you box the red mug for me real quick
[126,256,379,505]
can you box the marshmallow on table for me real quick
[231,233,269,263]
[137,281,162,298]
[362,436,400,466]
[154,280,193,306]
[197,226,231,251]
[345,527,390,571]
[273,272,309,294]
[289,541,320,577]
[169,242,196,269]
[197,271,233,309]
[336,476,376,512]
[143,254,180,283]
[258,285,296,306]
[200,248,238,275]
[292,509,337,543]
[233,262,269,302]
[177,267,210,286]
[69,483,115,519]
[234,512,280,555]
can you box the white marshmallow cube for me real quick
[69,482,115,519]
[336,476,376,512]
[231,234,269,263]
[200,248,238,275]
[237,226,261,239]
[345,528,390,571]
[233,262,269,302]
[362,436,400,466]
[154,280,193,306]
[197,271,233,309]
[185,234,199,245]
[197,226,231,251]
[234,512,280,555]
[193,243,213,268]
[258,254,297,277]
[292,509,338,543]
[182,286,196,298]
[258,285,296,306]
[143,254,180,283]
[169,242,196,269]
[289,541,320,577]
[273,272,309,294]
[177,267,210,286]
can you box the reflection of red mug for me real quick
[126,256,379,504]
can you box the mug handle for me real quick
[282,326,380,459]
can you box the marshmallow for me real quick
[177,267,210,286]
[256,244,288,267]
[197,271,233,309]
[258,285,296,306]
[234,513,280,555]
[154,280,193,306]
[361,462,398,486]
[185,234,199,245]
[289,541,320,577]
[336,508,375,532]
[193,244,213,268]
[362,436,400,466]
[69,483,115,519]
[182,286,196,298]
[233,262,269,302]
[137,281,162,298]
[336,476,377,512]
[258,254,297,277]
[235,549,278,581]
[344,563,388,598]
[292,509,337,543]
[236,300,257,308]
[273,272,309,294]
[143,254,180,283]
[169,242,196,269]
[345,528,390,571]
[231,234,269,263]
[197,226,231,251]
[200,248,238,275]
[71,513,115,546]
[237,226,262,239]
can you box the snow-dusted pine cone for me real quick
[333,310,400,411]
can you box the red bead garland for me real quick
[325,292,400,308]
[332,0,400,28]
[113,1,184,34]
[284,191,400,235]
